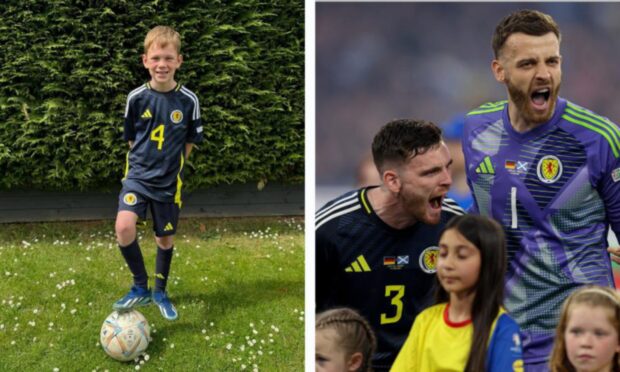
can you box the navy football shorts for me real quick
[118,188,180,237]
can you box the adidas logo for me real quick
[164,222,174,231]
[475,156,495,174]
[345,255,371,272]
[141,109,152,119]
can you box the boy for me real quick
[113,26,203,321]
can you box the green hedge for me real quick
[0,0,304,191]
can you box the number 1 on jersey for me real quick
[150,124,165,150]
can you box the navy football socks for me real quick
[119,239,148,289]
[155,246,174,293]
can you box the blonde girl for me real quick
[550,285,620,372]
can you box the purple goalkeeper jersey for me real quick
[463,97,620,364]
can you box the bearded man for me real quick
[463,9,620,371]
[316,119,464,371]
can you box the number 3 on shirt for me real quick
[380,285,404,324]
[150,124,165,150]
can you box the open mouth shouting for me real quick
[429,195,444,210]
[530,87,551,112]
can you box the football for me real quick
[100,310,151,361]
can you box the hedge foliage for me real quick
[0,0,304,191]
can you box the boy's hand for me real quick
[185,143,194,160]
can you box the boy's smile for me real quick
[142,43,183,92]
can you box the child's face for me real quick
[565,304,619,372]
[142,42,183,91]
[316,328,357,372]
[437,228,481,297]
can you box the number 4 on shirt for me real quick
[150,124,165,150]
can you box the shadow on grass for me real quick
[175,277,303,319]
[125,278,303,359]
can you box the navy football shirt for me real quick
[122,82,203,204]
[316,187,464,371]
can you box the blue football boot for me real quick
[113,285,152,311]
[152,291,178,320]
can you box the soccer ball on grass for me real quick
[100,309,150,361]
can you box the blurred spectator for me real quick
[442,114,473,210]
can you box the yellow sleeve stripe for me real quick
[174,154,184,207]
[122,150,130,180]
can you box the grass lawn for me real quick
[0,217,304,371]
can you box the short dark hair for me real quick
[371,119,442,174]
[492,9,561,58]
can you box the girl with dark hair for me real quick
[391,214,523,371]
